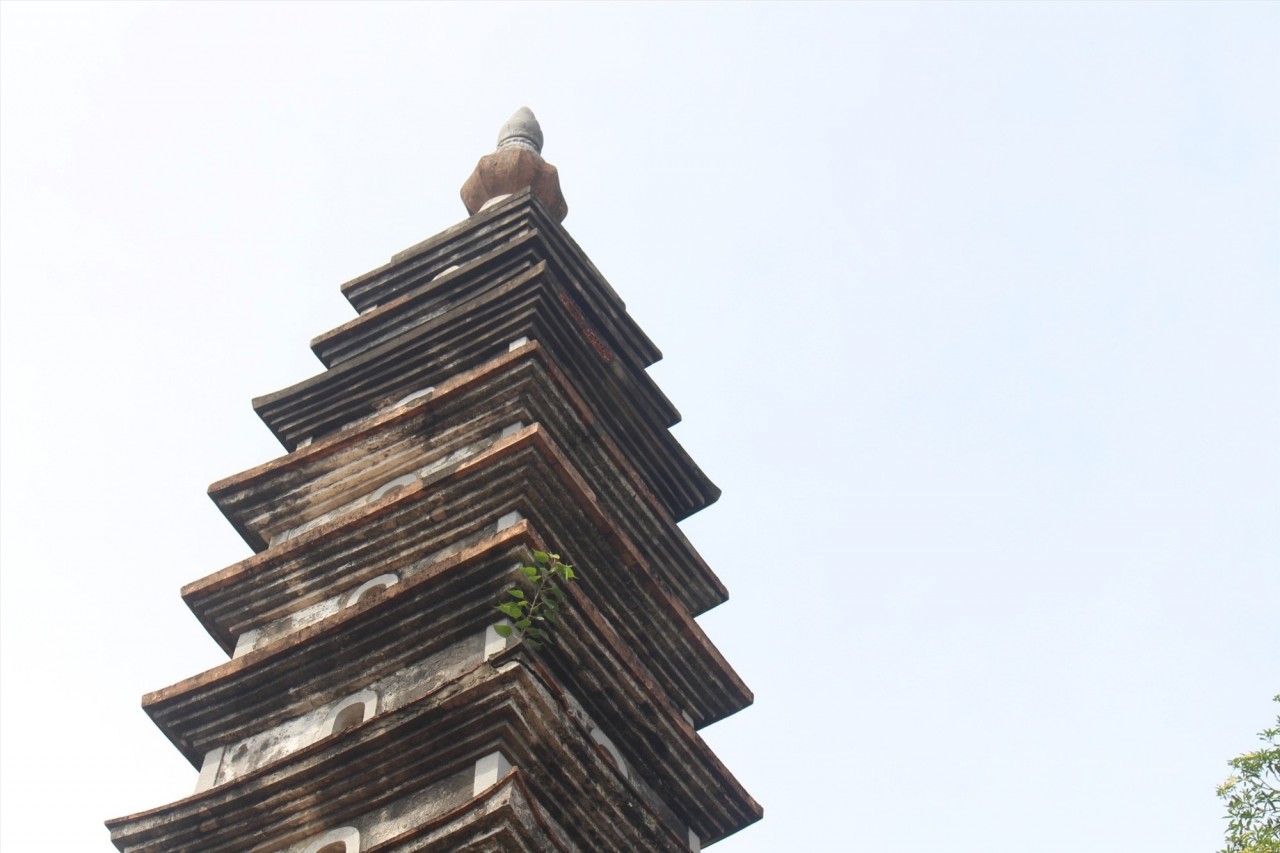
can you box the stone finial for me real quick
[461,108,568,222]
[497,106,544,153]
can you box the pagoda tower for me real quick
[107,109,761,852]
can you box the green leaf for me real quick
[532,550,549,565]
[527,639,544,651]
[515,619,532,630]
[521,566,538,579]
[492,623,513,638]
[507,589,525,599]
[497,602,523,619]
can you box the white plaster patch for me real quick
[495,510,523,532]
[322,689,379,737]
[590,728,630,781]
[473,751,512,796]
[232,628,261,659]
[688,828,701,851]
[252,597,344,650]
[302,825,360,853]
[479,193,512,211]
[431,265,461,281]
[391,386,434,409]
[415,442,484,481]
[345,573,399,608]
[370,473,418,502]
[500,421,525,438]
[484,621,513,659]
[193,745,225,794]
[507,336,529,351]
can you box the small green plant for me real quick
[492,550,576,651]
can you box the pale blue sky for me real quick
[2,3,1276,851]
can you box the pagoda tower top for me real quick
[497,106,544,153]
[461,107,568,222]
[108,108,759,851]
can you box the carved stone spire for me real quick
[461,107,568,222]
[497,106,544,153]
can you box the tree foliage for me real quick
[492,550,576,651]
[1218,695,1280,853]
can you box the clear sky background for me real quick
[1,3,1276,851]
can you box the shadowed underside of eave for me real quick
[157,501,750,765]
[202,345,726,619]
[253,268,717,519]
[190,428,749,728]
[337,191,651,372]
[111,656,761,853]
[365,771,569,852]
